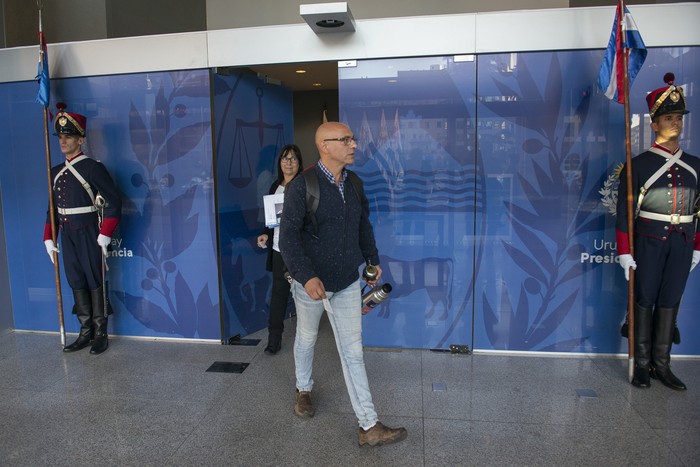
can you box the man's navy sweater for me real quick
[279,164,379,293]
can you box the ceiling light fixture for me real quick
[295,70,307,74]
[300,2,356,34]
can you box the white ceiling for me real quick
[247,61,339,92]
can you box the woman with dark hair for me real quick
[257,144,304,354]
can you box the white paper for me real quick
[323,297,333,313]
[263,193,285,228]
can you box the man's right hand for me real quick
[44,240,59,264]
[618,254,637,281]
[304,277,326,301]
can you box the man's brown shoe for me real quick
[294,390,315,418]
[358,422,407,447]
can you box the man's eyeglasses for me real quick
[323,136,357,146]
[281,156,299,164]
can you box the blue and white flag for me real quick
[597,1,647,104]
[35,31,50,107]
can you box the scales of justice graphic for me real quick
[228,87,286,188]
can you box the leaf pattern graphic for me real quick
[117,71,218,338]
[527,289,579,344]
[129,103,151,167]
[174,272,197,337]
[511,220,555,274]
[113,290,179,334]
[481,52,604,351]
[196,284,220,338]
[155,122,210,167]
[506,202,542,232]
[556,263,585,287]
[502,241,548,285]
[162,214,198,261]
[573,170,609,236]
[523,138,544,154]
[150,83,169,149]
[483,292,500,349]
[512,285,530,342]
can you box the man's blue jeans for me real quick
[291,278,378,429]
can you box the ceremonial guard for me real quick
[616,73,700,390]
[43,104,122,354]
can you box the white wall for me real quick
[1,3,699,83]
[204,0,570,30]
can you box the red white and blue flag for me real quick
[35,30,50,107]
[597,1,647,104]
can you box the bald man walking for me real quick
[280,122,407,447]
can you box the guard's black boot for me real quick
[631,303,652,388]
[650,306,686,391]
[64,289,94,352]
[672,324,681,345]
[672,303,681,345]
[89,287,109,355]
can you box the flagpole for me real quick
[38,1,66,347]
[620,0,635,383]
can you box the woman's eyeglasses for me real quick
[323,136,357,146]
[281,156,299,164]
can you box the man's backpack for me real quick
[302,167,364,236]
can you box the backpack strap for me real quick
[302,167,364,237]
[302,168,320,236]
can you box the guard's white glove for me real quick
[44,240,59,264]
[618,254,637,281]
[691,250,700,272]
[97,234,111,257]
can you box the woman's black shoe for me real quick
[264,335,281,354]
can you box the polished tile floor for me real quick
[1,315,698,466]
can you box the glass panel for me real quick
[339,55,478,349]
[212,71,294,341]
[2,47,698,353]
[0,70,221,339]
[475,47,700,353]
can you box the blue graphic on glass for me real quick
[1,48,698,353]
[212,71,294,341]
[339,56,480,349]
